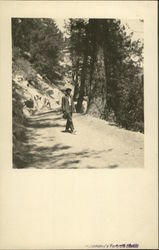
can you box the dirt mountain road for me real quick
[23,109,144,169]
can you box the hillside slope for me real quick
[12,55,64,167]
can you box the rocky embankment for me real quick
[12,56,64,167]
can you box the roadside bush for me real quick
[115,75,144,132]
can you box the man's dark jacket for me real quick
[61,95,75,114]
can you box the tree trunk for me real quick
[76,54,88,112]
[88,53,96,107]
[87,45,107,119]
[73,62,80,101]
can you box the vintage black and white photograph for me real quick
[0,1,158,249]
[12,18,144,169]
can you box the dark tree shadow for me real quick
[26,110,64,129]
[107,164,118,168]
[35,109,61,116]
[27,122,64,129]
[14,138,115,169]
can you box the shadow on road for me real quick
[34,109,61,116]
[15,140,117,169]
[27,110,64,129]
[13,109,118,169]
[15,139,107,169]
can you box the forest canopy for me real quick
[12,18,64,81]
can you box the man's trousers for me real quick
[66,112,74,132]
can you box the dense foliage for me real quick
[12,18,64,82]
[68,18,144,132]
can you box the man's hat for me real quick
[65,87,72,91]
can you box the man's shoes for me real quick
[70,130,77,135]
[64,129,70,133]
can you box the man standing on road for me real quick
[61,87,76,134]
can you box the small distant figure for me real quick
[61,87,76,134]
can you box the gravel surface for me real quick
[24,109,144,169]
